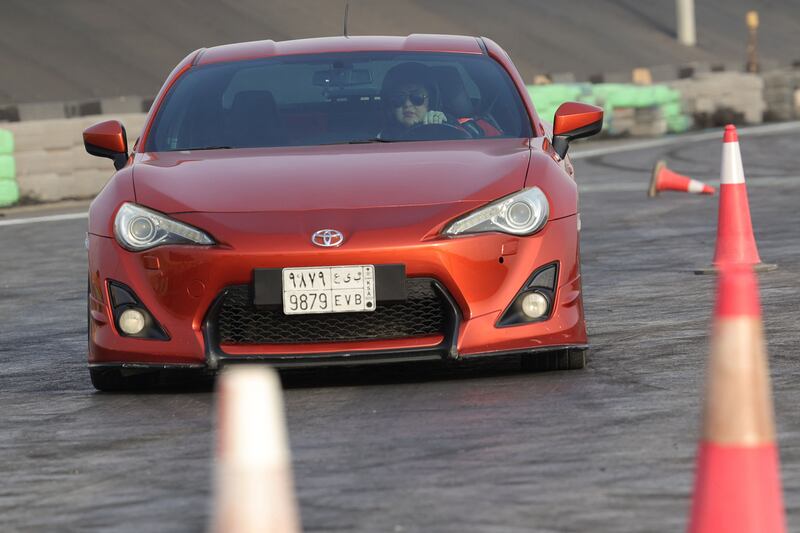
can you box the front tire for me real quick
[520,347,587,372]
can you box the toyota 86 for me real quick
[83,34,603,390]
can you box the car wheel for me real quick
[89,367,159,392]
[520,348,587,372]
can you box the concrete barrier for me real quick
[0,65,796,207]
[668,72,765,126]
[763,69,800,121]
[2,114,146,203]
[0,96,150,123]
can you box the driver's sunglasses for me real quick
[386,91,428,107]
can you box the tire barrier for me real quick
[529,68,800,137]
[668,72,765,127]
[0,129,19,207]
[763,68,800,121]
[527,83,690,137]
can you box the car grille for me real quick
[215,278,448,344]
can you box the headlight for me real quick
[443,187,549,236]
[114,202,215,251]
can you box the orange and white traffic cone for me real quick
[687,265,786,533]
[695,125,776,274]
[648,160,715,197]
[211,366,301,533]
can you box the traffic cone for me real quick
[687,265,786,533]
[648,160,715,197]
[694,125,776,274]
[211,366,301,533]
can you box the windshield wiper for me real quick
[168,145,233,151]
[345,138,396,144]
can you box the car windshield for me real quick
[145,51,532,151]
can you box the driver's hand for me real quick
[423,110,447,125]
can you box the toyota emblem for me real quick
[311,229,345,247]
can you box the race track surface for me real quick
[1,129,799,532]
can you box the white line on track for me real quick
[0,211,88,227]
[571,120,800,160]
[578,175,800,193]
[2,121,799,227]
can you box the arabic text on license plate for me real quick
[282,265,376,315]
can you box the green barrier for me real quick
[0,179,19,207]
[0,129,12,155]
[591,84,681,108]
[0,154,15,180]
[667,114,692,134]
[661,102,684,118]
[527,82,693,135]
[527,83,596,121]
[0,130,19,207]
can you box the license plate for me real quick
[282,265,376,315]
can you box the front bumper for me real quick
[88,214,586,368]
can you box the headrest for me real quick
[432,66,473,118]
[230,90,278,119]
[228,90,284,147]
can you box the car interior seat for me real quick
[432,66,475,119]
[431,66,489,137]
[227,90,287,148]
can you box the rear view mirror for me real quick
[313,68,372,87]
[552,102,604,158]
[83,120,128,170]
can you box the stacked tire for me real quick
[0,129,18,207]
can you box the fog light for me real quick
[118,308,146,335]
[521,292,548,319]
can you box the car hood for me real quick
[133,139,531,213]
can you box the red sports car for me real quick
[83,34,603,390]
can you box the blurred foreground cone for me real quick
[688,265,786,533]
[648,160,715,197]
[211,366,301,533]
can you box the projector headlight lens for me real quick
[443,187,549,236]
[508,201,534,228]
[114,202,215,251]
[130,216,156,242]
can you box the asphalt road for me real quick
[1,128,799,532]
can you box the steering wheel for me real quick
[398,122,472,141]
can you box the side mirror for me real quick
[552,102,604,159]
[83,120,129,170]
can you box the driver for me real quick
[378,62,450,139]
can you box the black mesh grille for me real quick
[216,278,448,344]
